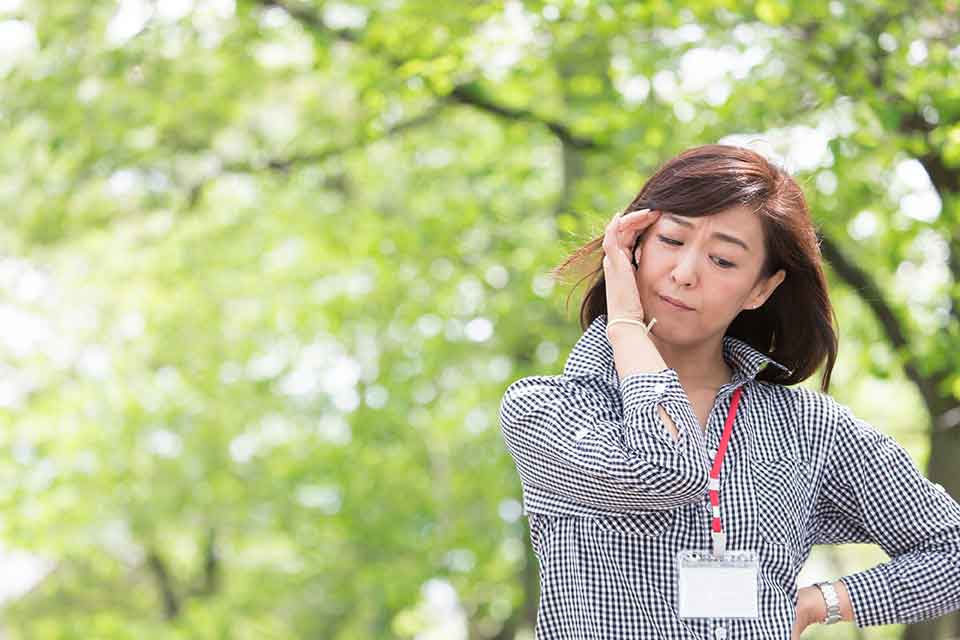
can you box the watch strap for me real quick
[814,581,843,624]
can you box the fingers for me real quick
[619,208,660,234]
[621,207,654,220]
[603,212,630,268]
[614,208,659,264]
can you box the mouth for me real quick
[659,293,694,311]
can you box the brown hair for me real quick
[552,144,838,393]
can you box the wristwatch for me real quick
[813,581,842,624]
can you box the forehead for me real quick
[658,205,763,248]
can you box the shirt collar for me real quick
[562,313,793,388]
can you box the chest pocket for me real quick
[751,454,812,558]
[591,509,676,538]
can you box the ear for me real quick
[745,268,786,310]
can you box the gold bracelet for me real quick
[605,316,657,337]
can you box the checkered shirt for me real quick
[498,313,960,638]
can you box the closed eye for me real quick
[658,235,737,269]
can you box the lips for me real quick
[659,294,694,310]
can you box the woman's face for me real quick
[633,205,786,345]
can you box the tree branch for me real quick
[184,100,445,208]
[448,84,600,150]
[819,233,946,414]
[145,548,181,620]
[256,0,602,150]
[188,527,220,598]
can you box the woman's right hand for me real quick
[602,206,676,441]
[602,207,662,326]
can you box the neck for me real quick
[649,334,733,392]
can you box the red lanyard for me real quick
[709,385,743,557]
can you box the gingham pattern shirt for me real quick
[499,313,960,639]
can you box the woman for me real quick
[498,144,960,639]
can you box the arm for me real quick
[810,401,960,627]
[498,367,710,513]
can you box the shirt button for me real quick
[574,428,590,441]
[708,447,718,458]
[934,482,947,493]
[714,625,727,640]
[653,382,667,395]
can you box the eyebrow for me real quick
[662,214,750,252]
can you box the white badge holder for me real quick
[676,548,760,619]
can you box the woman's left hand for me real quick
[790,586,825,639]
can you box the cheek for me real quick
[703,282,750,312]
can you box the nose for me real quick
[670,246,699,288]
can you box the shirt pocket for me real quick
[591,509,677,538]
[751,454,812,557]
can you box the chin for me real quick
[647,318,701,344]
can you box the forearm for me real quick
[607,325,669,380]
[608,326,681,442]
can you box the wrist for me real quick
[799,585,827,626]
[605,316,654,338]
[606,323,650,347]
[609,336,668,380]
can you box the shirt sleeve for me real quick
[498,368,710,513]
[811,401,960,627]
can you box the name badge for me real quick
[677,549,760,619]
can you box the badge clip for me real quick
[711,531,727,557]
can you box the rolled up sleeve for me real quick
[498,369,709,513]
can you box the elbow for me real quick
[499,377,556,437]
[670,465,710,508]
[498,380,528,440]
